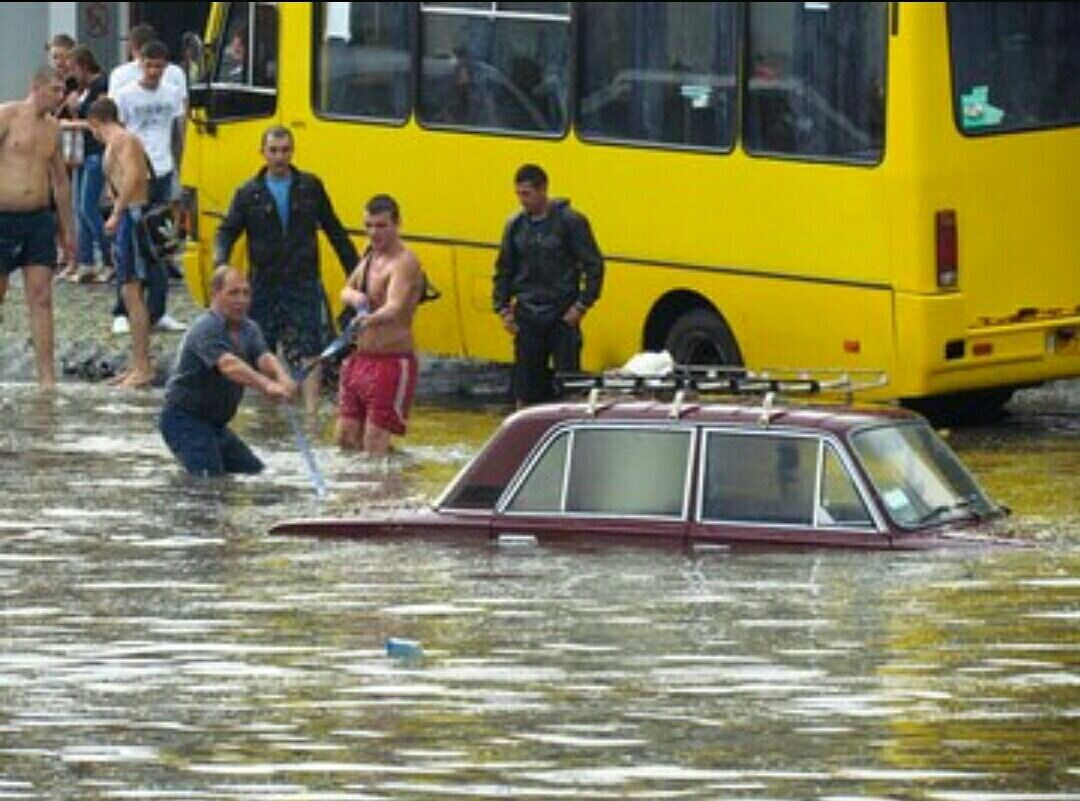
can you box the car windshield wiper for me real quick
[914,497,976,526]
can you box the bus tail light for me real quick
[935,209,958,289]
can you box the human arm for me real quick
[48,121,77,266]
[103,138,147,235]
[568,210,604,312]
[313,176,360,277]
[215,351,296,401]
[213,186,247,265]
[492,215,519,332]
[170,113,185,177]
[340,246,372,311]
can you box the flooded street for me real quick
[1,381,1079,800]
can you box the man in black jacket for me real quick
[493,163,604,406]
[214,125,359,410]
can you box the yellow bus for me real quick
[180,2,1080,418]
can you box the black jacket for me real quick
[214,166,359,286]
[492,199,604,323]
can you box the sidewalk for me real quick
[0,270,198,385]
[0,270,513,400]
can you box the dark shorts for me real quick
[0,209,57,274]
[114,207,148,285]
[250,279,326,366]
[159,404,264,476]
[338,351,418,435]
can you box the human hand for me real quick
[499,307,517,334]
[264,378,294,402]
[62,236,77,270]
[342,286,368,310]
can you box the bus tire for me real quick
[664,308,743,368]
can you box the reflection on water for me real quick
[1,383,1079,800]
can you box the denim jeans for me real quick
[75,152,112,267]
[159,405,265,476]
[112,171,172,324]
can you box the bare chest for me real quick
[365,256,394,302]
[1,113,56,162]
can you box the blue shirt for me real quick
[266,174,291,227]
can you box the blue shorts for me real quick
[114,206,148,285]
[0,209,58,274]
[159,404,265,476]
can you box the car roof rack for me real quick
[556,365,889,417]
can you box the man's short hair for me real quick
[514,163,548,189]
[140,40,170,63]
[365,193,400,222]
[261,125,293,148]
[32,64,61,88]
[87,95,119,123]
[212,264,245,294]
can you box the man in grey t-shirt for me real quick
[160,265,296,475]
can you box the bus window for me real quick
[949,3,1080,133]
[213,3,251,85]
[315,2,413,121]
[577,3,737,150]
[417,2,569,134]
[744,2,886,162]
[207,1,278,119]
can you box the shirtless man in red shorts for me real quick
[336,193,424,455]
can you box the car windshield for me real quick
[850,421,1000,529]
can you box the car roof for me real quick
[508,391,917,438]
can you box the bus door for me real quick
[185,1,280,298]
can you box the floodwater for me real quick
[1,381,1079,800]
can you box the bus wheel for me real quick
[665,308,742,368]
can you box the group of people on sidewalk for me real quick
[2,35,604,478]
[50,27,187,349]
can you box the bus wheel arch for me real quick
[646,293,744,368]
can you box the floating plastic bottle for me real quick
[385,637,424,660]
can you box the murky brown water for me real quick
[2,382,1079,800]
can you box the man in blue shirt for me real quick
[214,125,359,412]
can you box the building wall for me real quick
[1,2,209,101]
[0,5,52,101]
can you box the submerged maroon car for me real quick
[271,370,1013,551]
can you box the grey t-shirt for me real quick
[164,309,270,427]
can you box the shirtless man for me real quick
[336,194,423,455]
[0,65,77,387]
[86,96,153,388]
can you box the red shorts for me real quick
[337,352,418,435]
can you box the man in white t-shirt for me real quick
[107,23,188,334]
[109,23,188,101]
[111,39,187,336]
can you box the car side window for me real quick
[506,432,569,513]
[508,427,691,517]
[702,432,817,525]
[817,443,873,527]
[566,428,690,517]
